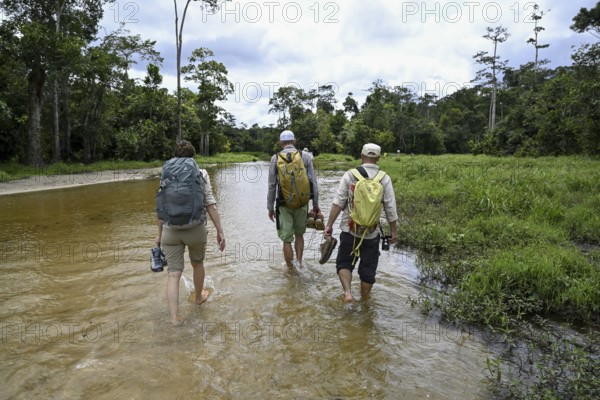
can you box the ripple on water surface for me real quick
[0,165,493,399]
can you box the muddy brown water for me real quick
[0,163,494,399]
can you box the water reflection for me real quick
[0,162,493,399]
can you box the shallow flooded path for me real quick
[0,162,494,399]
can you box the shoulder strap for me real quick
[356,166,368,178]
[350,168,365,181]
[279,150,300,163]
[351,167,385,182]
[373,170,386,183]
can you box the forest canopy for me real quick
[0,1,598,166]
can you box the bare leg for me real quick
[167,271,183,326]
[192,262,210,305]
[294,234,304,268]
[360,281,373,300]
[283,242,294,270]
[338,269,353,302]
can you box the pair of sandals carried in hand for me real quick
[307,210,325,230]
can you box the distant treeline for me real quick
[1,1,598,166]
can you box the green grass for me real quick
[198,151,270,164]
[313,152,356,171]
[380,154,600,324]
[384,155,600,398]
[0,160,164,182]
[447,245,600,325]
[0,152,271,182]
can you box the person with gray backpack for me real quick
[155,140,225,326]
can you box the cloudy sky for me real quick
[99,0,598,127]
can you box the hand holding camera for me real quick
[381,235,391,251]
[379,222,392,251]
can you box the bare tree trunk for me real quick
[52,0,64,162]
[62,77,72,160]
[490,39,499,131]
[52,77,61,162]
[27,67,45,167]
[175,0,182,142]
[83,110,91,164]
[175,0,193,142]
[400,128,407,153]
[490,84,497,130]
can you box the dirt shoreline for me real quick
[0,167,162,196]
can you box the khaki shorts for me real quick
[161,224,207,272]
[277,205,308,242]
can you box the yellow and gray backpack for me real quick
[348,166,386,257]
[277,150,311,209]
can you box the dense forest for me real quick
[0,1,598,166]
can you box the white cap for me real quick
[279,130,295,141]
[361,143,381,157]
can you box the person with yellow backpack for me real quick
[323,143,398,302]
[267,130,320,270]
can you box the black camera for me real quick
[150,247,167,272]
[381,236,391,251]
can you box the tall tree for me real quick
[436,88,488,153]
[173,0,226,142]
[50,1,106,162]
[343,92,359,117]
[268,86,311,129]
[571,2,600,39]
[527,4,550,86]
[0,22,28,162]
[182,47,233,155]
[102,27,163,79]
[51,1,66,162]
[315,84,338,114]
[1,2,52,166]
[74,43,120,163]
[473,26,510,132]
[0,0,108,166]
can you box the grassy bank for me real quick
[375,154,599,398]
[377,154,600,324]
[0,152,271,182]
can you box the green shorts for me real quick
[161,224,207,272]
[277,205,308,242]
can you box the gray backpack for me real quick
[155,157,206,226]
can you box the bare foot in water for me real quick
[171,318,184,327]
[343,292,353,303]
[194,289,211,305]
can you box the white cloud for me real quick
[101,0,598,127]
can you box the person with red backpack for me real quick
[267,130,320,270]
[323,143,398,303]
